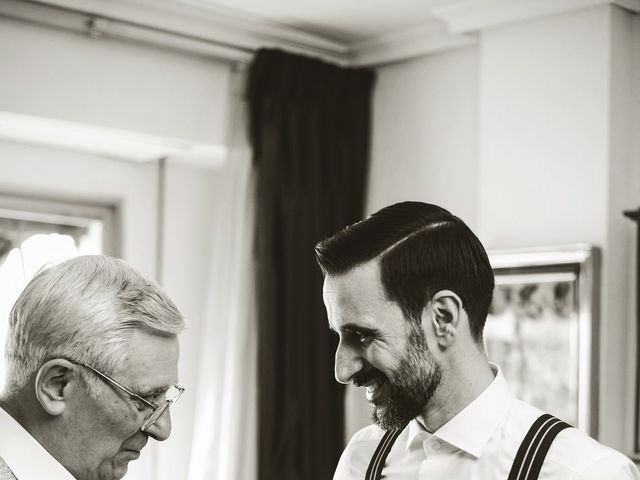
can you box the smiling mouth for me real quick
[353,370,388,404]
[365,377,388,403]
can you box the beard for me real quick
[370,323,443,431]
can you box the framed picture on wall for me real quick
[484,245,600,436]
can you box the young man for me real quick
[0,255,185,480]
[316,201,639,480]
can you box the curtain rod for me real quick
[2,0,349,65]
[2,0,254,63]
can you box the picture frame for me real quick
[485,244,600,436]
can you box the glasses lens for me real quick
[165,385,184,402]
[141,402,169,432]
[139,385,184,432]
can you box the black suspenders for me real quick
[507,413,571,480]
[365,428,403,480]
[365,414,571,480]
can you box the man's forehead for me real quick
[323,261,385,301]
[322,260,393,330]
[118,329,180,392]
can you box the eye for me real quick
[356,332,374,344]
[132,397,148,412]
[346,329,374,345]
[144,390,169,406]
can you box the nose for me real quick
[144,409,172,441]
[334,341,363,384]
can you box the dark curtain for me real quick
[247,49,375,480]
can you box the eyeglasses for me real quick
[70,360,185,432]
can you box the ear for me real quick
[34,359,79,416]
[428,290,463,348]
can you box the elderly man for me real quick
[0,255,185,480]
[316,201,639,480]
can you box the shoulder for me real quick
[333,425,386,480]
[348,424,386,444]
[341,423,386,462]
[508,400,639,479]
[546,427,639,478]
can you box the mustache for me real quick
[353,368,385,387]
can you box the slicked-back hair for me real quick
[4,255,185,394]
[315,202,494,343]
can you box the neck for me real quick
[0,389,51,442]
[1,391,74,476]
[0,394,27,426]
[420,346,494,431]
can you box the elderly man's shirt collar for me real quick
[0,406,75,480]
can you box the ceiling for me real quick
[177,0,453,45]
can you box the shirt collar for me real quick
[405,364,513,458]
[0,405,76,479]
[406,416,432,451]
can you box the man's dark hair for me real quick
[315,201,494,342]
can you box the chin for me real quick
[112,464,129,480]
[89,459,130,480]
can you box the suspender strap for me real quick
[507,413,572,480]
[365,429,403,480]
[365,413,570,480]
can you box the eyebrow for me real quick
[330,323,381,336]
[135,385,171,397]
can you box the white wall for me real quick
[367,46,479,228]
[0,14,233,479]
[627,10,640,457]
[0,16,230,144]
[477,7,610,248]
[477,5,638,449]
[610,5,640,451]
[363,3,640,455]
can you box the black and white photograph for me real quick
[0,1,639,479]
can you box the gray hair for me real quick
[4,255,185,394]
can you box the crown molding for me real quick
[349,21,476,67]
[6,0,475,67]
[431,0,640,34]
[6,0,637,68]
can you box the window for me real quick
[0,194,117,390]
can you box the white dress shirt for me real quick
[0,406,75,480]
[334,366,640,480]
